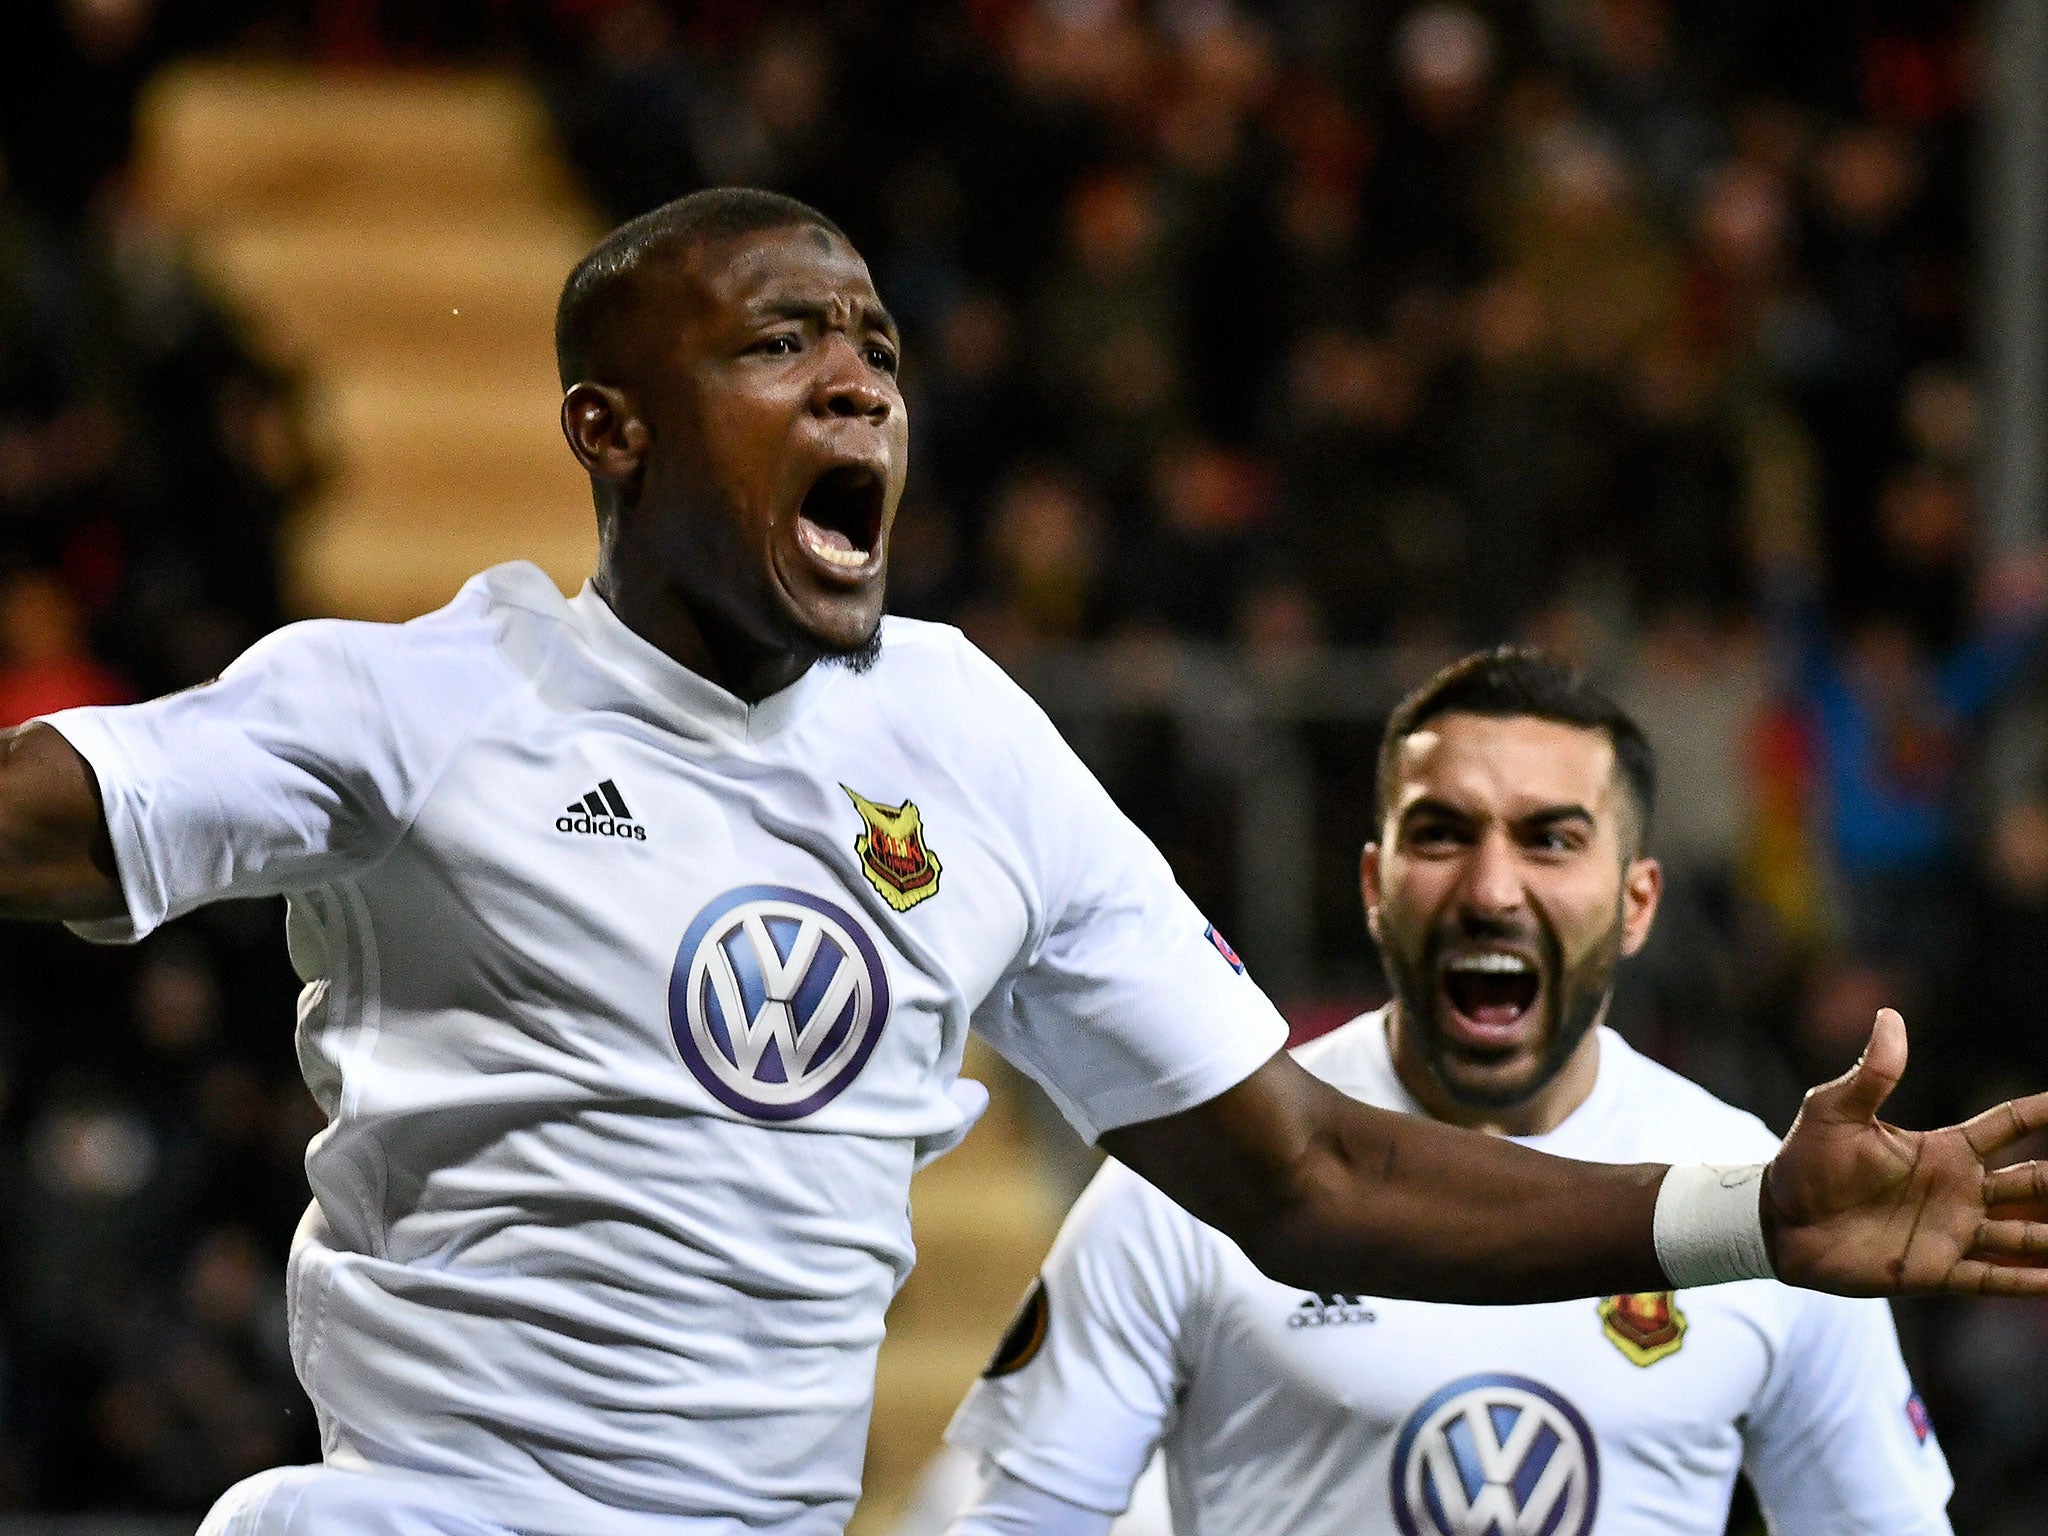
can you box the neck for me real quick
[593,548,815,705]
[1384,1001,1603,1138]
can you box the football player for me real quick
[934,649,1953,1534]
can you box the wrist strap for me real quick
[1652,1163,1775,1287]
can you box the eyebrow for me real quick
[752,296,900,345]
[1397,799,1597,831]
[1397,797,1470,827]
[1518,805,1596,829]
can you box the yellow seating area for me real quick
[136,65,600,620]
[133,63,1063,1532]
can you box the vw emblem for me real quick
[1391,1374,1598,1536]
[669,885,891,1120]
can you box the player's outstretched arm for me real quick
[0,723,124,923]
[1100,1007,2048,1304]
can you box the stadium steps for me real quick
[134,68,1067,1529]
[133,64,599,620]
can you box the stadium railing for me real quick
[1018,641,1412,997]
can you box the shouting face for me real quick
[1363,712,1661,1131]
[565,222,909,692]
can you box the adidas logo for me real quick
[556,779,647,840]
[1286,1293,1375,1329]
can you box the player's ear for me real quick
[1360,841,1384,943]
[1618,854,1662,956]
[561,383,651,487]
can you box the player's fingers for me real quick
[1983,1158,2048,1207]
[1814,1009,1907,1123]
[1948,1258,2048,1297]
[1960,1088,2048,1158]
[1969,1218,2048,1260]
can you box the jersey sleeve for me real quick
[42,615,502,943]
[963,652,1287,1142]
[946,1161,1204,1515]
[1741,1291,1954,1534]
[942,1467,1119,1536]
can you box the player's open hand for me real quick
[1764,1007,2048,1296]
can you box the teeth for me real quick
[797,519,871,567]
[1447,953,1532,974]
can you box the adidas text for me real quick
[558,779,646,840]
[556,814,646,840]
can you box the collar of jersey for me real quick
[565,582,833,743]
[1345,1006,1626,1153]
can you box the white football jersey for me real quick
[44,562,1288,1536]
[948,1012,1953,1536]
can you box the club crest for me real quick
[843,785,943,911]
[1598,1291,1687,1366]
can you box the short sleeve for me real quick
[1742,1292,1954,1534]
[43,614,505,943]
[964,662,1287,1141]
[947,1162,1203,1515]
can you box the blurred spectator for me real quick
[1941,1296,2048,1530]
[1035,167,1186,494]
[1118,436,1277,639]
[89,1225,302,1509]
[1784,551,2048,970]
[1278,327,1449,642]
[1553,0,1722,219]
[1957,795,2048,1099]
[688,21,842,217]
[1156,12,1285,438]
[913,291,1041,546]
[960,459,1110,665]
[1366,3,1500,295]
[0,0,164,219]
[1614,605,1766,879]
[1506,118,1674,373]
[541,0,705,226]
[0,572,126,726]
[1804,122,1926,592]
[1618,341,1744,613]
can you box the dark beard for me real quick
[819,622,884,675]
[1383,900,1623,1111]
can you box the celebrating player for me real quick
[929,649,1953,1536]
[0,190,2036,1535]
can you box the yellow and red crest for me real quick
[1598,1290,1687,1367]
[843,785,942,912]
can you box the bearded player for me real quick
[932,649,1952,1536]
[0,191,2035,1535]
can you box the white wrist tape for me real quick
[1652,1164,1775,1287]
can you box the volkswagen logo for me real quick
[669,885,891,1120]
[1391,1373,1598,1536]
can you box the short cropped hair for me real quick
[1375,646,1657,852]
[554,188,850,387]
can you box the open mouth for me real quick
[795,464,886,571]
[1440,951,1541,1034]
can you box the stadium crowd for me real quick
[0,0,2044,1529]
[0,0,325,1511]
